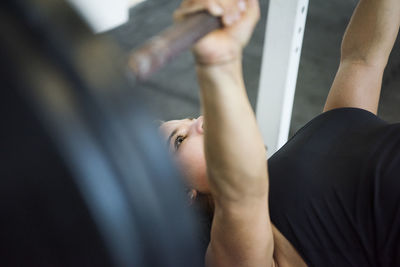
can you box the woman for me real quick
[160,0,400,266]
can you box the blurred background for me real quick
[110,0,400,136]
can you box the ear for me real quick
[187,189,198,205]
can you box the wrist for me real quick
[195,54,242,73]
[196,57,244,92]
[195,55,242,68]
[193,45,243,67]
[196,57,242,79]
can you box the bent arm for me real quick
[324,0,400,114]
[198,60,274,267]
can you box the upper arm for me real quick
[323,59,385,115]
[205,197,275,267]
[323,0,400,115]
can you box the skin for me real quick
[324,0,400,114]
[160,116,210,195]
[161,0,400,266]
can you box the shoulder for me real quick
[277,108,388,154]
[292,108,387,139]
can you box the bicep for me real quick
[323,60,385,115]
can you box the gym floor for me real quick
[109,0,400,137]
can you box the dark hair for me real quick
[192,193,214,251]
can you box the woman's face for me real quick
[160,116,210,194]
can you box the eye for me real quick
[174,135,186,150]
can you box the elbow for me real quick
[210,167,269,204]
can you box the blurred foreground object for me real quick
[129,12,221,81]
[67,0,146,33]
[0,0,203,266]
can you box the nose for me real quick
[194,116,204,134]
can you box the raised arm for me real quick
[198,58,274,267]
[175,1,274,266]
[324,0,400,114]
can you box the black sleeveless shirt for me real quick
[269,108,400,266]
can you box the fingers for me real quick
[174,0,250,26]
[210,0,247,26]
[173,0,206,21]
[174,0,260,48]
[226,0,260,45]
[174,0,220,21]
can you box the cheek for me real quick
[176,139,208,191]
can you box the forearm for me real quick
[198,59,273,267]
[341,0,400,66]
[197,59,269,205]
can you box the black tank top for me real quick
[268,108,400,266]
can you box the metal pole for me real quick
[256,0,309,155]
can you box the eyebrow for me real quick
[167,129,177,148]
[165,118,194,148]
